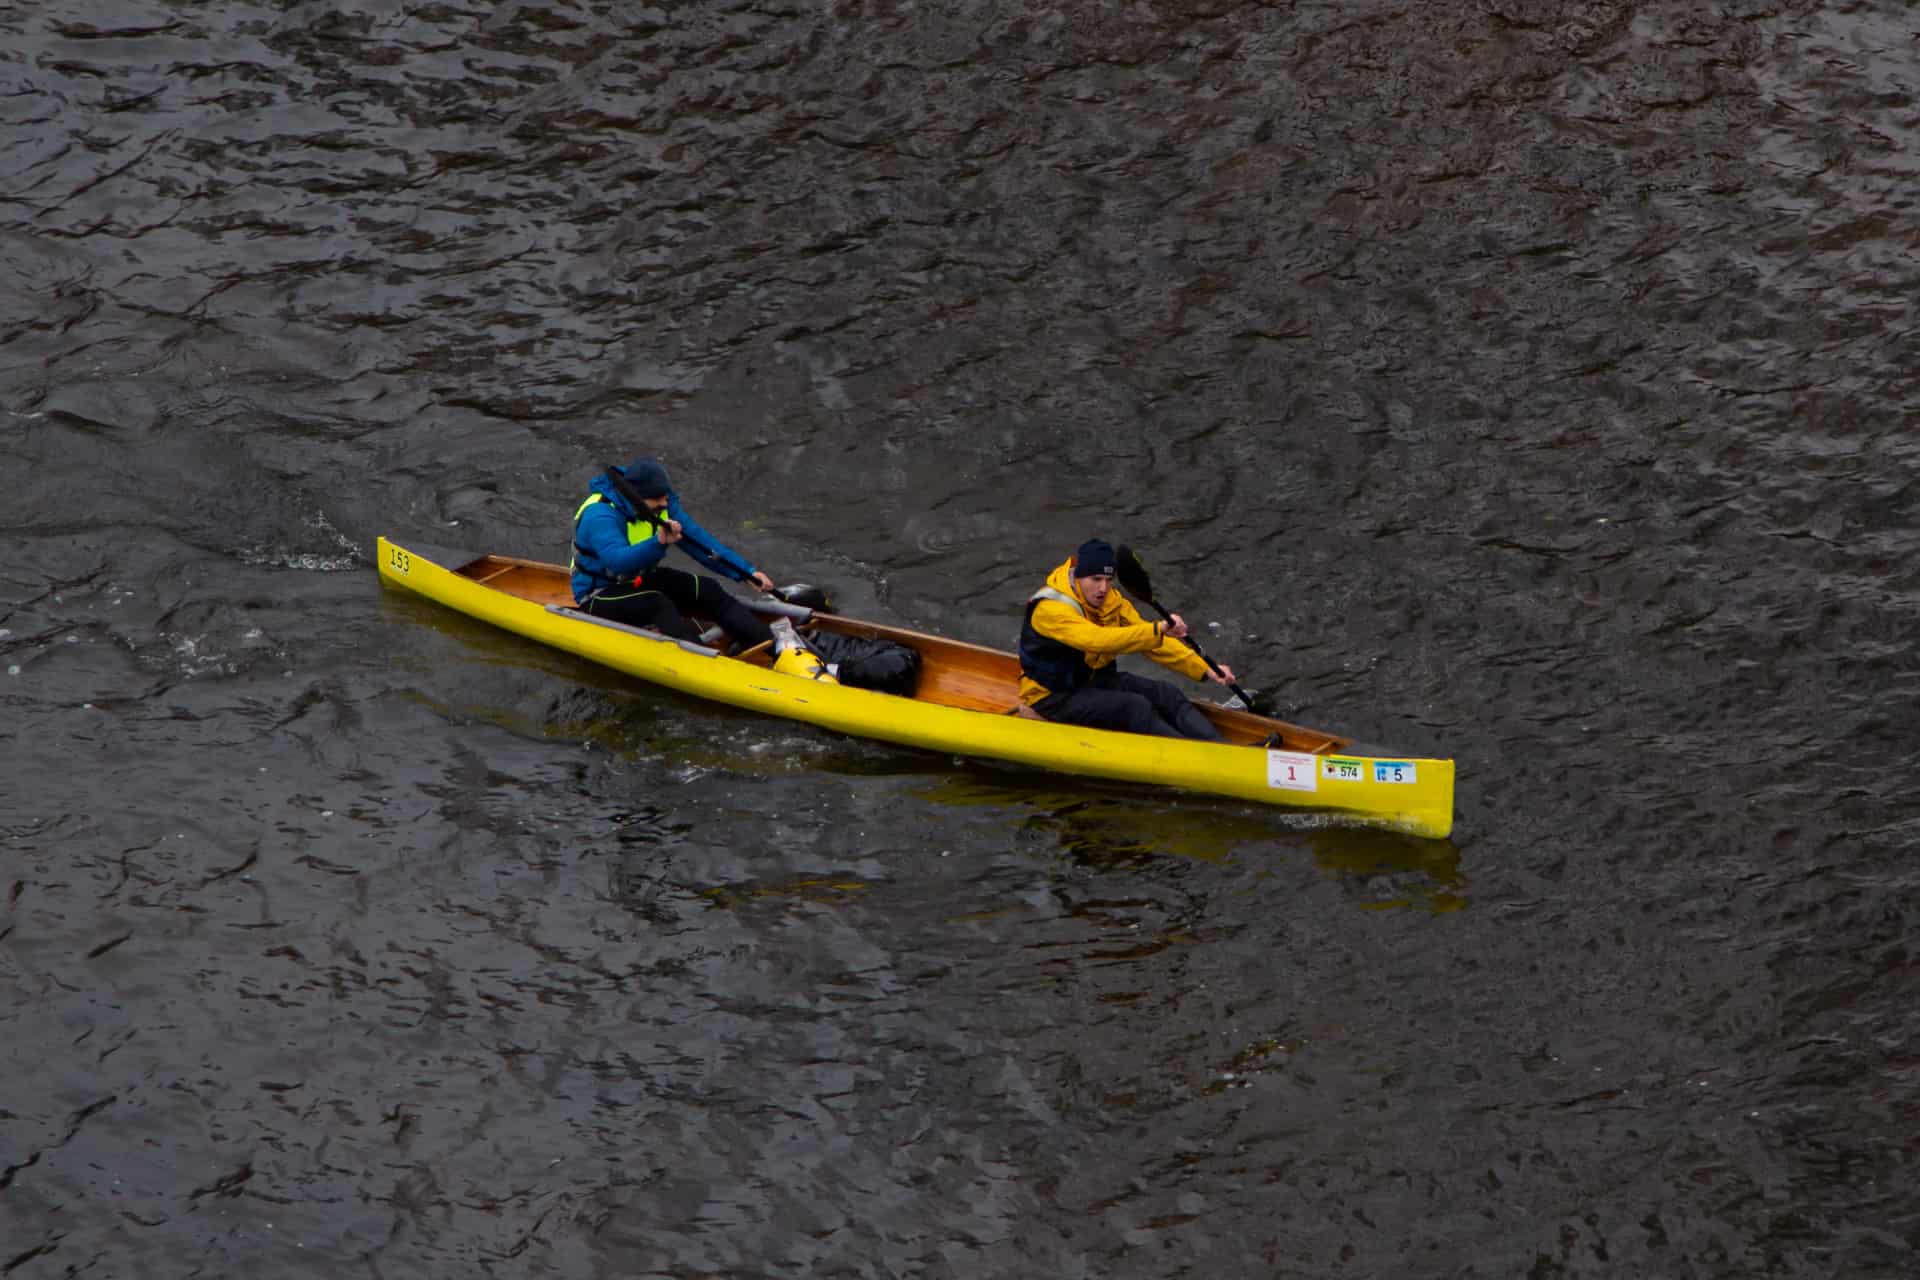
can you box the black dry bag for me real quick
[805,631,922,697]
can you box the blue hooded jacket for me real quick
[569,464,758,603]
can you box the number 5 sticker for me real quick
[1373,761,1417,784]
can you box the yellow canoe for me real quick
[377,535,1455,838]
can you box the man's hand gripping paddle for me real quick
[1115,545,1278,718]
[604,464,827,606]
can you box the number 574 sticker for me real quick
[1320,757,1364,782]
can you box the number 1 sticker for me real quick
[1266,750,1319,792]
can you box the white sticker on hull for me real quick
[1266,750,1319,792]
[1373,760,1417,784]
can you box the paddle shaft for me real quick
[653,517,762,591]
[604,467,763,590]
[659,517,827,612]
[1137,595,1266,712]
[1112,544,1276,715]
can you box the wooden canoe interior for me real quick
[453,553,1348,753]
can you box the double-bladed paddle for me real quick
[1115,544,1276,717]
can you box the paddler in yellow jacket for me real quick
[1017,539,1232,740]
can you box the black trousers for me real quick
[580,566,773,650]
[1034,667,1224,741]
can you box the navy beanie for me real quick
[1072,539,1117,578]
[622,456,671,498]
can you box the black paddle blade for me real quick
[1229,689,1273,717]
[774,583,831,611]
[1113,544,1155,603]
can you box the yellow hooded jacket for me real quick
[1018,556,1211,705]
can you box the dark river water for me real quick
[4,2,1916,1276]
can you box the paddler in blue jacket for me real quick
[1017,539,1231,740]
[569,456,775,651]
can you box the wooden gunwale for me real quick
[448,552,1347,753]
